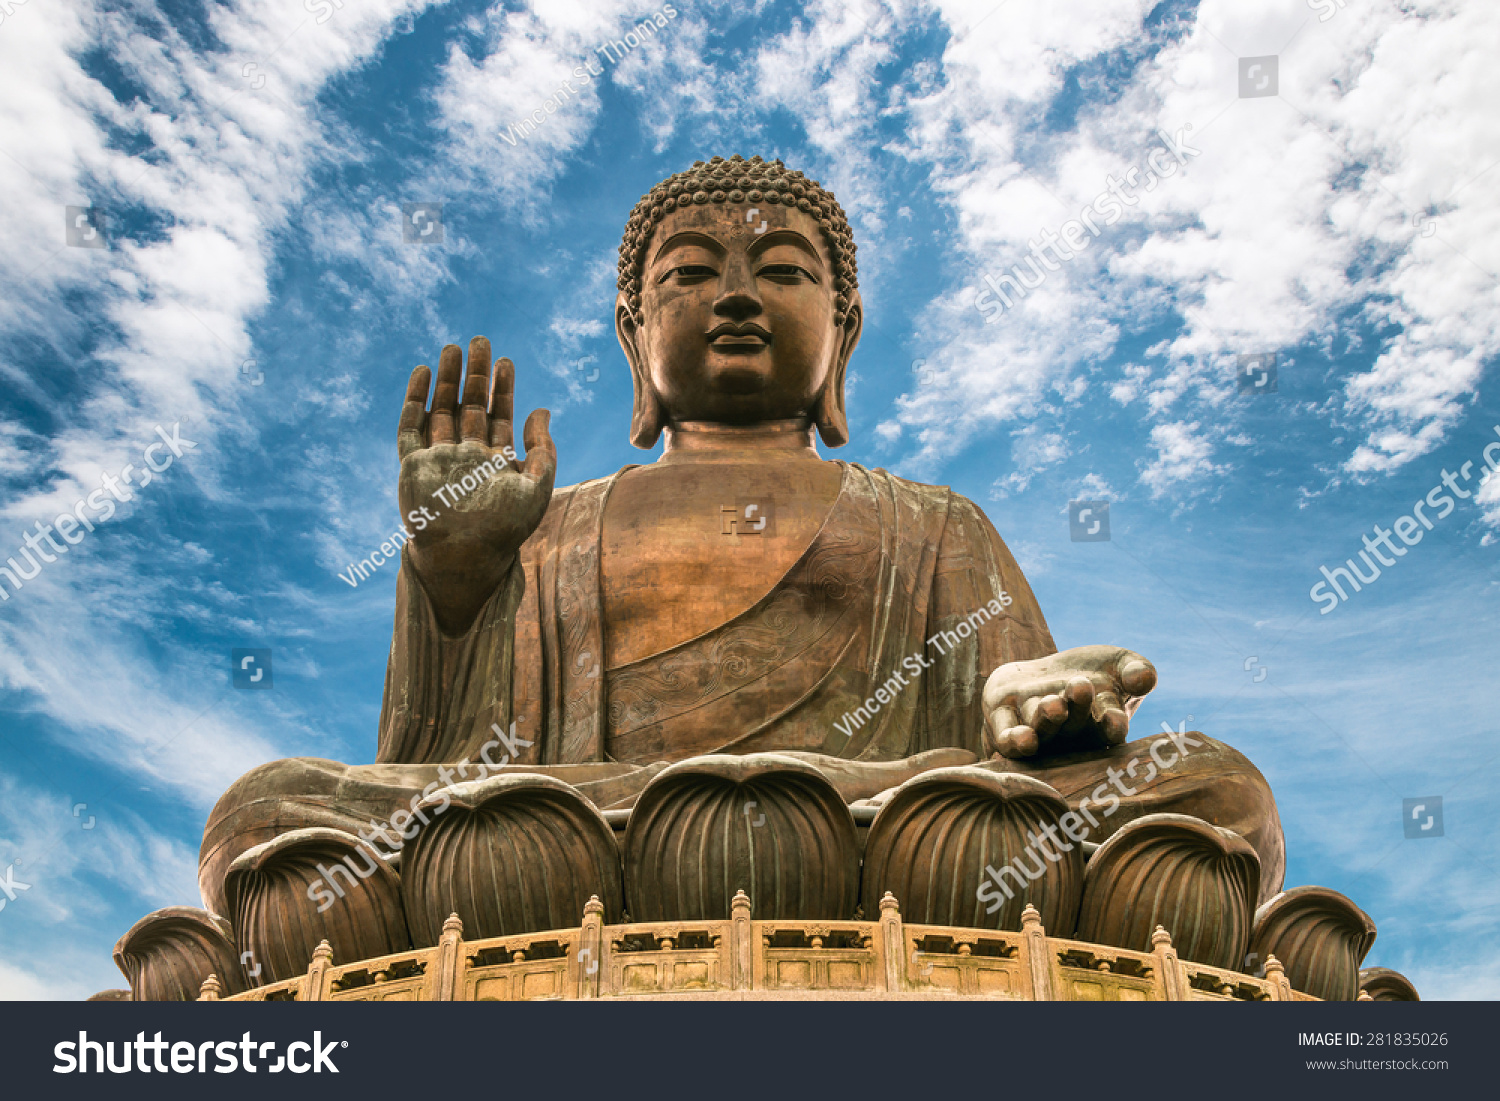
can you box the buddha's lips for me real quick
[706,322,772,349]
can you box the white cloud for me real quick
[1,0,1493,1006]
[0,774,202,998]
[1476,451,1500,533]
[1110,362,1151,405]
[1071,471,1116,501]
[0,956,105,1002]
[1140,419,1222,496]
[991,424,1070,497]
[0,0,432,805]
[430,2,616,210]
[753,0,1500,494]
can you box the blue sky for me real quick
[1,0,1496,999]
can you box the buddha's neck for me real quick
[658,419,822,463]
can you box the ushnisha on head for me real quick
[613,155,864,449]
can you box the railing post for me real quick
[577,896,604,1000]
[879,892,905,993]
[1263,954,1294,1002]
[300,940,333,1002]
[197,974,221,1002]
[1022,904,1053,1001]
[730,890,754,990]
[434,912,465,1001]
[1151,926,1185,1001]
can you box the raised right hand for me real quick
[397,336,556,635]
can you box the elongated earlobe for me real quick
[814,363,849,447]
[815,295,862,448]
[616,296,665,449]
[630,382,666,449]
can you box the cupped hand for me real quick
[981,645,1157,760]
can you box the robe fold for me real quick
[199,461,1285,914]
[376,462,1057,769]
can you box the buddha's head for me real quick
[614,155,862,448]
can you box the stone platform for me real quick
[107,759,1420,1003]
[207,893,1325,1003]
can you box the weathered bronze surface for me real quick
[402,772,623,945]
[1075,813,1260,970]
[113,155,1393,1001]
[861,767,1083,931]
[224,828,408,987]
[1249,886,1377,1002]
[1358,966,1421,1001]
[623,754,859,921]
[112,906,243,1002]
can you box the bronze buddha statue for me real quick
[178,155,1305,993]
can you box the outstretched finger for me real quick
[1092,690,1130,746]
[1115,650,1158,700]
[460,336,491,443]
[429,344,463,445]
[398,365,431,460]
[489,356,516,460]
[1021,693,1068,735]
[984,705,1020,754]
[520,408,556,487]
[981,662,1022,712]
[1063,675,1095,723]
[998,726,1039,759]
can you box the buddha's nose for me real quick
[712,255,762,320]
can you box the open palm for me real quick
[397,336,555,634]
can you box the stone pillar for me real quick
[197,974,221,1002]
[730,890,754,990]
[577,896,604,1000]
[433,913,465,1001]
[1022,904,1053,1001]
[1264,954,1294,1002]
[1150,926,1185,1001]
[878,892,905,993]
[300,940,333,1002]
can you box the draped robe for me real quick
[199,462,1283,914]
[378,461,1056,770]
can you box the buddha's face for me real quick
[618,200,860,434]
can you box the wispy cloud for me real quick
[1,0,1494,1004]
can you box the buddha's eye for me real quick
[757,263,817,284]
[660,264,717,284]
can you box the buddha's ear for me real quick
[616,293,665,449]
[814,290,862,449]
